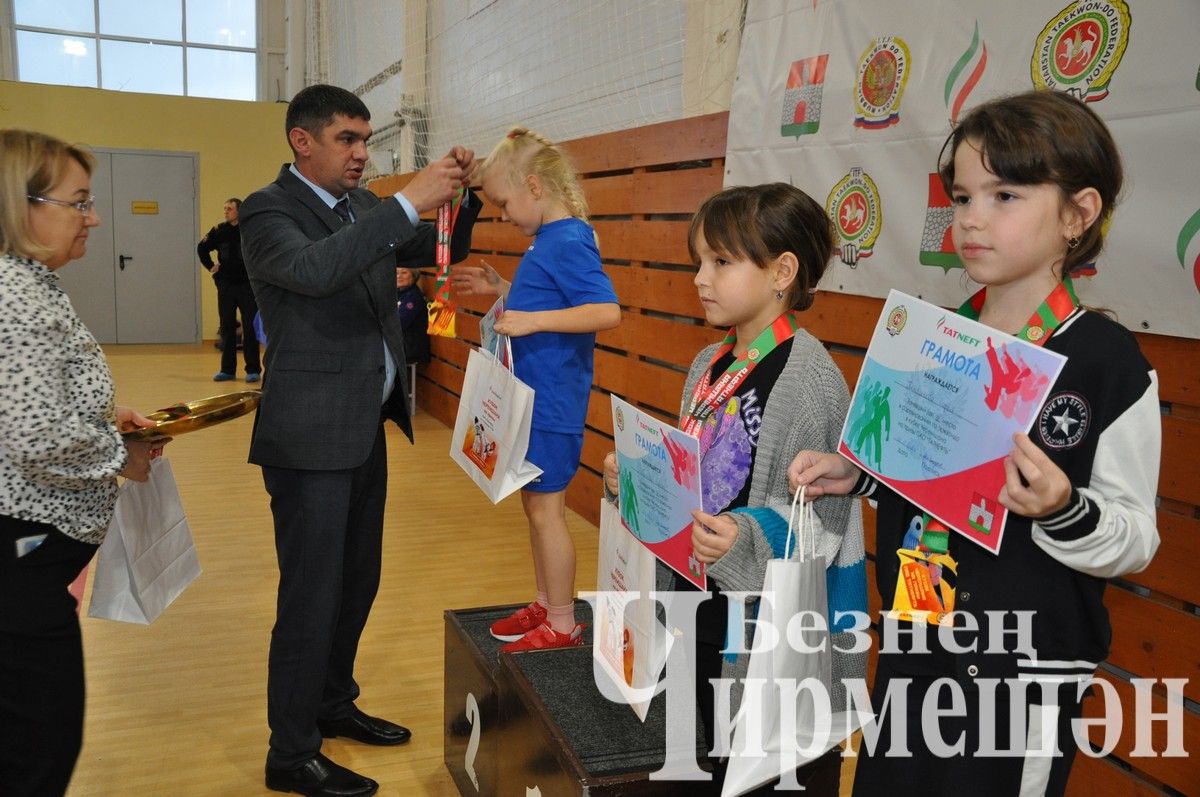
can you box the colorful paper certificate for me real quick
[611,396,705,589]
[839,290,1067,553]
[479,297,510,369]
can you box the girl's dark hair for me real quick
[688,183,834,311]
[938,89,1122,275]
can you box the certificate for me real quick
[478,297,510,369]
[611,396,705,589]
[839,290,1066,553]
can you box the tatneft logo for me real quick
[935,316,983,348]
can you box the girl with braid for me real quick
[452,127,620,652]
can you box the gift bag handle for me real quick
[483,334,516,385]
[785,485,817,562]
[501,334,515,374]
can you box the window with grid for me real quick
[12,0,258,100]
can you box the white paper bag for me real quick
[88,458,201,625]
[450,342,542,503]
[593,500,671,721]
[721,489,864,796]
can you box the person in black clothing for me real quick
[394,267,430,366]
[198,197,261,382]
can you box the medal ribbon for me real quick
[679,312,800,438]
[433,189,464,306]
[957,277,1079,348]
[427,189,464,337]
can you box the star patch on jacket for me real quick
[1038,391,1091,450]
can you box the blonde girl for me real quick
[453,127,620,651]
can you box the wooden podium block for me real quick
[445,604,709,796]
[444,605,517,797]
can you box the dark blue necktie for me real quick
[333,197,352,224]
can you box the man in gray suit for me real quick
[240,84,480,797]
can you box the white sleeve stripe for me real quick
[1038,493,1092,530]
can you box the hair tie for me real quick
[507,129,522,140]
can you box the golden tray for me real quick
[121,391,261,441]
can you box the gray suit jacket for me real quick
[240,164,479,470]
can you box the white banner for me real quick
[727,0,1200,339]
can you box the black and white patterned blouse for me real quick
[0,252,127,544]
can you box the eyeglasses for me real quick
[27,194,97,215]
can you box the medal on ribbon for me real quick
[427,189,464,337]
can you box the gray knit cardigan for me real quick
[651,328,868,722]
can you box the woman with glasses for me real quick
[0,129,167,795]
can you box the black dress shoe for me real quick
[317,706,412,746]
[265,753,378,796]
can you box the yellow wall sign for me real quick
[131,200,159,215]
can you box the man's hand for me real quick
[448,146,478,186]
[400,151,467,214]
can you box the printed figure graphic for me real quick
[847,379,879,464]
[471,417,486,457]
[463,416,498,477]
[663,433,698,492]
[852,383,891,471]
[618,468,640,534]
[983,337,1031,415]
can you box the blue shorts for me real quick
[523,428,584,493]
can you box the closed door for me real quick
[56,150,199,344]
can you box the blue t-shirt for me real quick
[507,217,617,433]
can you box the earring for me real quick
[1067,236,1080,250]
[775,290,785,301]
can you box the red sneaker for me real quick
[489,602,548,642]
[500,622,585,653]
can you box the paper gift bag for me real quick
[450,341,542,503]
[88,458,201,624]
[593,499,670,721]
[721,488,863,796]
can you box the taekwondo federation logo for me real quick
[945,21,988,126]
[1039,392,1091,450]
[781,54,829,137]
[919,174,961,272]
[854,36,910,129]
[1177,207,1200,293]
[1031,0,1131,103]
[827,168,882,267]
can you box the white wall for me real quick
[315,0,742,177]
